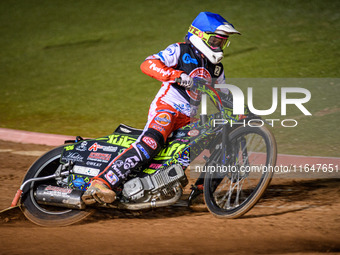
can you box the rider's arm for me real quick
[140,43,184,82]
[140,59,184,82]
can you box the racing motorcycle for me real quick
[11,78,277,226]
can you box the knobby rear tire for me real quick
[20,146,93,227]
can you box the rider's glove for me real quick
[179,73,193,90]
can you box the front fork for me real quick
[191,124,231,188]
[188,124,233,204]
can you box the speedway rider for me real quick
[82,12,241,205]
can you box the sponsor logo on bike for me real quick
[62,152,84,163]
[120,127,132,133]
[107,134,136,148]
[64,145,74,151]
[45,185,72,194]
[88,142,118,153]
[176,138,190,143]
[88,152,111,163]
[149,163,162,169]
[86,161,102,167]
[76,141,88,151]
[188,129,199,137]
[72,177,86,188]
[102,146,118,152]
[155,143,187,160]
[68,175,91,190]
[89,142,102,151]
[175,131,186,137]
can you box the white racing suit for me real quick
[94,42,227,190]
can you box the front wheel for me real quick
[204,124,277,218]
[20,146,93,226]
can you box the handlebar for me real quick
[175,76,224,110]
[174,76,257,123]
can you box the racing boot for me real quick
[82,180,116,205]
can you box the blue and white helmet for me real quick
[187,12,240,64]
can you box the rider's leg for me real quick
[82,105,190,204]
[95,129,165,188]
[82,129,165,204]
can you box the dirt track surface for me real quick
[0,140,339,255]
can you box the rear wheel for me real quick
[20,146,93,226]
[204,124,277,218]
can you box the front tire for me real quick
[20,146,93,226]
[204,124,277,218]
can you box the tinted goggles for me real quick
[188,25,229,50]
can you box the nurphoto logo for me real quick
[208,84,312,128]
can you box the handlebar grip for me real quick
[175,77,181,84]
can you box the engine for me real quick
[122,164,187,202]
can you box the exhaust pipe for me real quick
[35,185,85,209]
[34,184,183,211]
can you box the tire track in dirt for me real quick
[0,138,339,254]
